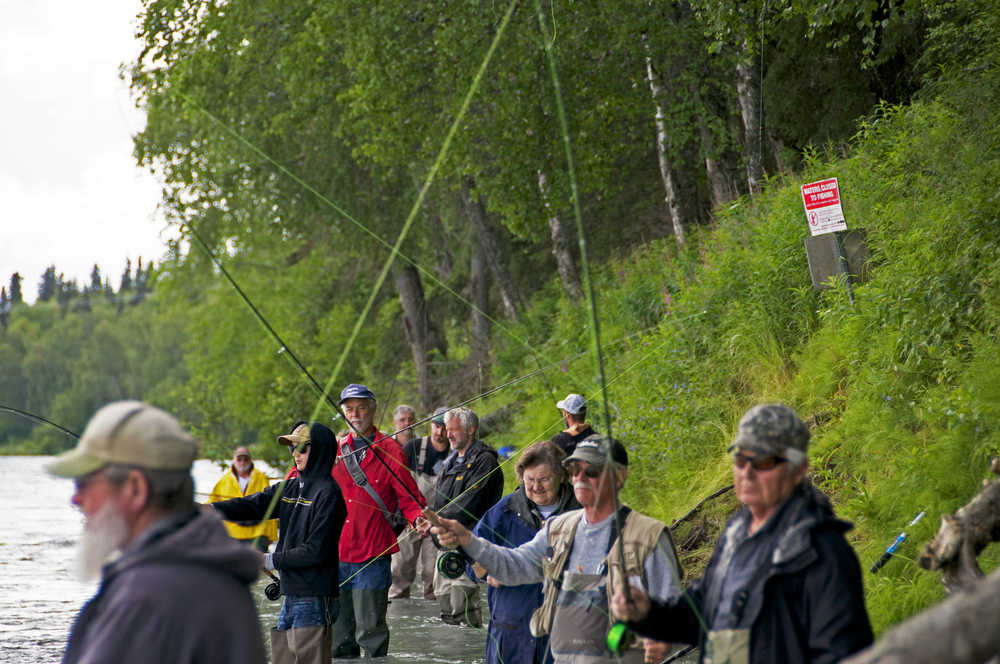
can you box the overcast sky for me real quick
[1,0,172,303]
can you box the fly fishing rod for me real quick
[0,405,80,439]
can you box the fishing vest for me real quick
[529,508,672,639]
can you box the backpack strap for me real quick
[341,438,402,531]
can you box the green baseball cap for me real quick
[45,401,198,478]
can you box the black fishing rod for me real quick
[0,406,80,439]
[186,223,342,420]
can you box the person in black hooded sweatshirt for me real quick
[212,421,347,664]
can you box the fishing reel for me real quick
[264,571,282,601]
[606,621,635,655]
[436,549,473,580]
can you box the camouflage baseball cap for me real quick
[727,404,809,462]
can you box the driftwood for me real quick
[918,457,1000,593]
[841,566,1000,664]
[842,459,1000,664]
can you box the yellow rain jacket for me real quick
[208,465,278,543]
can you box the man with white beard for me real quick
[47,401,266,664]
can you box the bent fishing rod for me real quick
[186,223,343,420]
[0,405,80,439]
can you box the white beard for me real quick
[73,502,129,582]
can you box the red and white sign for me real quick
[801,177,847,236]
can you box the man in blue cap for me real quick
[331,384,427,658]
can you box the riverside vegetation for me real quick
[1,0,999,638]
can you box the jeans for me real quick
[276,595,339,631]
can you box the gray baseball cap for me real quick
[728,404,809,462]
[46,401,198,478]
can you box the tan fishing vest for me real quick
[529,508,674,638]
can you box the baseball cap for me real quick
[727,403,809,463]
[556,393,586,415]
[45,401,198,479]
[430,406,449,425]
[233,446,252,459]
[339,383,376,404]
[563,434,628,468]
[277,422,310,447]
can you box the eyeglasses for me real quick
[566,462,603,479]
[732,453,786,472]
[524,475,555,487]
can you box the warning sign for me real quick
[801,177,847,236]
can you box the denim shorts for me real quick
[339,556,391,590]
[276,595,339,630]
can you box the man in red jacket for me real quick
[331,383,426,658]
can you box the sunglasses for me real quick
[290,441,311,455]
[567,462,603,479]
[732,453,786,472]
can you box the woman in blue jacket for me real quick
[470,440,580,664]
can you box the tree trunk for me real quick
[425,204,454,282]
[537,170,583,300]
[692,82,737,207]
[462,180,520,321]
[469,242,491,380]
[393,263,437,412]
[735,52,763,195]
[841,566,1000,664]
[643,36,685,246]
[919,458,1000,592]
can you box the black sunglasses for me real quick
[290,441,311,455]
[732,453,786,472]
[567,462,603,479]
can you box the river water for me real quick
[0,456,695,664]
[0,456,484,664]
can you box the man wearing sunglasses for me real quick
[432,434,680,663]
[611,403,874,663]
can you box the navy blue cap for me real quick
[339,383,376,404]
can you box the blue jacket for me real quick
[471,484,579,664]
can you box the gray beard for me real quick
[73,502,129,582]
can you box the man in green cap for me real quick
[47,400,266,664]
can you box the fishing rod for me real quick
[186,223,342,421]
[0,405,80,439]
[871,510,926,573]
[533,0,635,655]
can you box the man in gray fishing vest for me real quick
[46,401,266,664]
[390,405,451,600]
[610,404,874,663]
[432,434,679,663]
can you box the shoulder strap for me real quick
[341,439,397,525]
[417,436,429,471]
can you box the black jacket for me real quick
[631,482,873,664]
[429,439,504,529]
[212,423,347,596]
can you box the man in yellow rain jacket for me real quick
[209,446,277,550]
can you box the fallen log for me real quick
[918,457,1000,593]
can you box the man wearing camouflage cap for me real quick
[611,403,874,663]
[46,401,265,664]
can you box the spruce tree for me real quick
[38,266,60,302]
[120,259,133,292]
[89,264,102,294]
[8,273,23,304]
